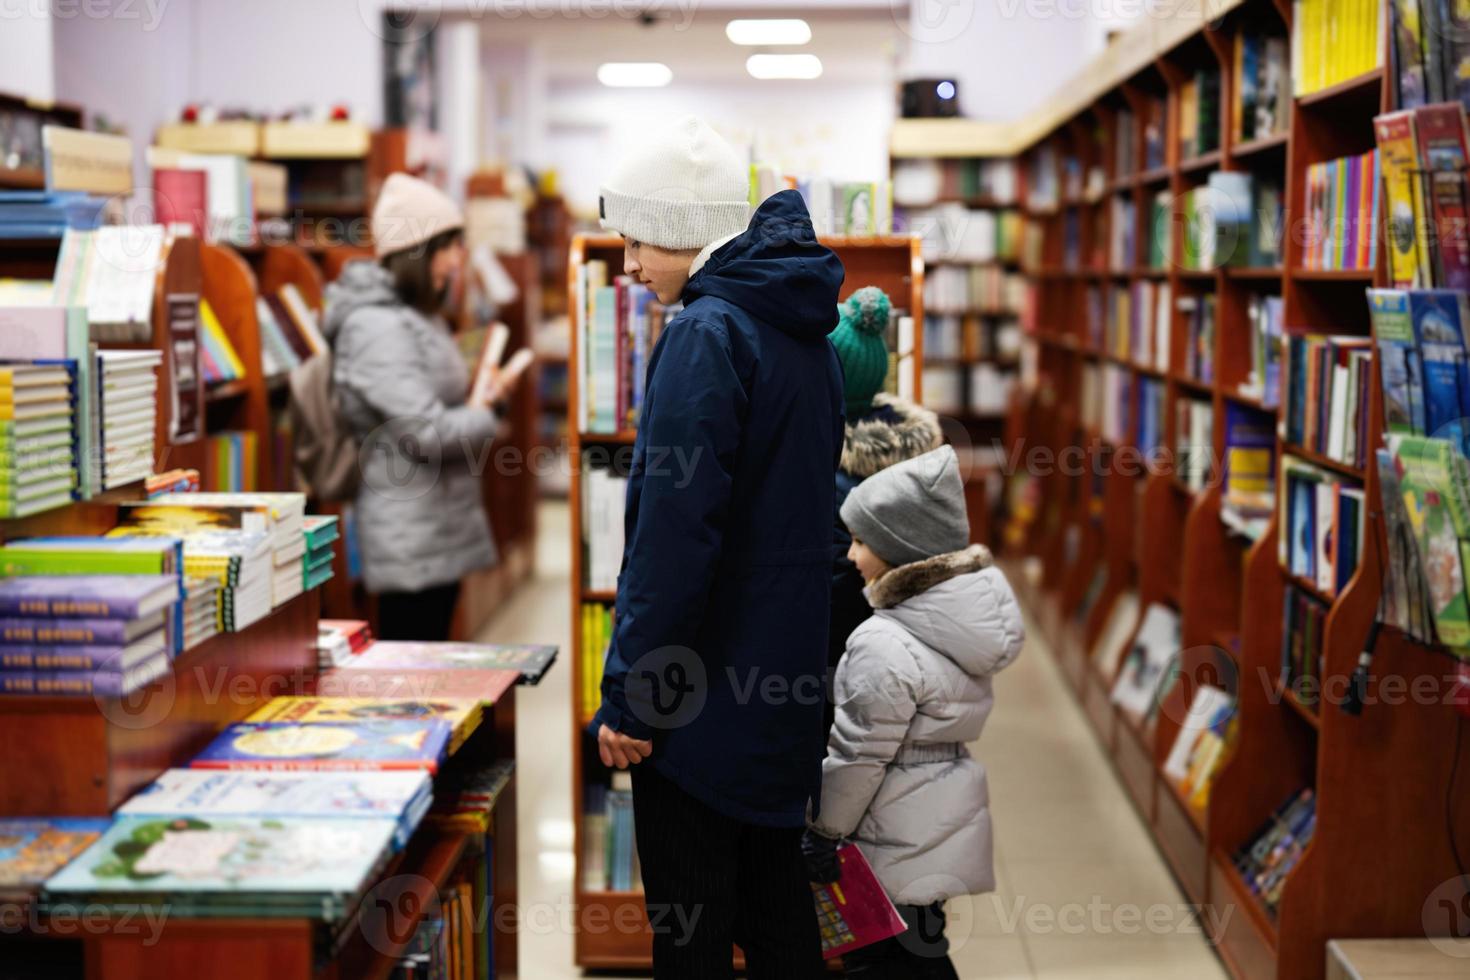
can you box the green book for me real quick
[1390,435,1470,649]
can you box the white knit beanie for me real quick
[372,172,464,258]
[599,116,750,250]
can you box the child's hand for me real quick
[800,828,842,884]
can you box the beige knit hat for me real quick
[371,173,464,258]
[599,116,750,250]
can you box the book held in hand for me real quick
[811,844,907,960]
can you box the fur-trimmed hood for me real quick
[840,393,943,480]
[864,544,1023,679]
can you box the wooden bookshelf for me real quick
[566,231,925,970]
[933,3,1470,979]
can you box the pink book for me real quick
[810,844,908,960]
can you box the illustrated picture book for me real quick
[189,719,453,773]
[810,844,907,960]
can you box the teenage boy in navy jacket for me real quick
[592,116,845,978]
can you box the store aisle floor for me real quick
[476,503,1227,978]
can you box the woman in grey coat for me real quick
[323,173,521,641]
[807,446,1024,978]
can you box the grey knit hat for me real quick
[841,445,970,567]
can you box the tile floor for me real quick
[478,503,1228,978]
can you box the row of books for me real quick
[0,189,109,239]
[150,153,257,247]
[1190,172,1284,270]
[1162,685,1236,813]
[1181,293,1217,384]
[1278,455,1366,599]
[1283,333,1373,467]
[1377,105,1470,291]
[1372,289,1470,458]
[304,514,338,591]
[1281,583,1329,709]
[924,264,1024,315]
[1242,294,1285,407]
[1114,97,1167,178]
[1080,362,1136,447]
[1108,196,1136,270]
[1301,150,1381,272]
[255,283,328,378]
[1177,68,1222,161]
[920,363,1017,418]
[1234,31,1291,143]
[52,225,165,342]
[905,205,1020,264]
[577,262,671,435]
[1389,0,1470,110]
[1061,150,1106,204]
[923,314,1021,363]
[199,299,246,384]
[1093,280,1171,372]
[583,772,639,893]
[391,859,490,980]
[748,167,893,237]
[1233,787,1316,918]
[0,361,79,518]
[581,467,626,593]
[1292,0,1382,97]
[1176,397,1214,491]
[579,601,612,722]
[317,617,372,671]
[205,429,259,492]
[891,158,1018,207]
[94,349,163,493]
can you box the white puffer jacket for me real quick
[813,544,1024,905]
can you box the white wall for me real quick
[0,6,54,103]
[544,79,896,216]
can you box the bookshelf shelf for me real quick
[1177,268,1218,281]
[1179,149,1224,175]
[578,431,637,446]
[1175,375,1213,396]
[1139,165,1173,186]
[1291,268,1375,282]
[1293,67,1383,108]
[1283,572,1340,608]
[1223,387,1275,413]
[204,378,252,402]
[1277,683,1322,730]
[1280,444,1363,480]
[1231,131,1289,160]
[1225,266,1285,280]
[0,166,45,189]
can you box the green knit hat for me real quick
[829,286,891,418]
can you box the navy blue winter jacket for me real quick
[592,190,846,827]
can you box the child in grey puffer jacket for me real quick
[805,445,1024,979]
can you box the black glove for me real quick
[801,828,842,884]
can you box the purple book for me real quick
[0,611,164,646]
[0,652,170,697]
[0,629,167,671]
[0,575,178,620]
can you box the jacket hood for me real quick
[682,189,844,342]
[841,394,944,479]
[867,545,1024,678]
[323,260,400,339]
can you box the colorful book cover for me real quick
[0,818,110,892]
[1415,103,1470,289]
[0,574,178,619]
[811,844,908,960]
[247,697,481,750]
[189,719,452,773]
[1376,111,1429,287]
[41,815,397,917]
[116,770,430,849]
[314,668,518,705]
[1408,289,1470,456]
[341,641,559,686]
[1369,288,1427,434]
[0,652,169,697]
[0,629,166,671]
[1391,434,1470,648]
[1391,1,1428,108]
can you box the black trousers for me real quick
[631,764,825,979]
[840,902,959,980]
[376,581,461,642]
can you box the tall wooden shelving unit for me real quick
[566,231,925,970]
[913,2,1470,978]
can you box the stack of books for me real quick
[1232,788,1317,917]
[190,717,454,774]
[248,695,482,755]
[0,535,185,656]
[148,492,307,607]
[0,190,108,239]
[318,618,373,670]
[116,768,432,852]
[303,515,338,591]
[93,349,162,492]
[0,362,77,517]
[41,814,398,922]
[337,640,559,686]
[0,575,178,696]
[424,759,515,833]
[182,576,218,649]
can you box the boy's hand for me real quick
[801,828,842,884]
[598,724,653,769]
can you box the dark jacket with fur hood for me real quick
[829,393,943,674]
